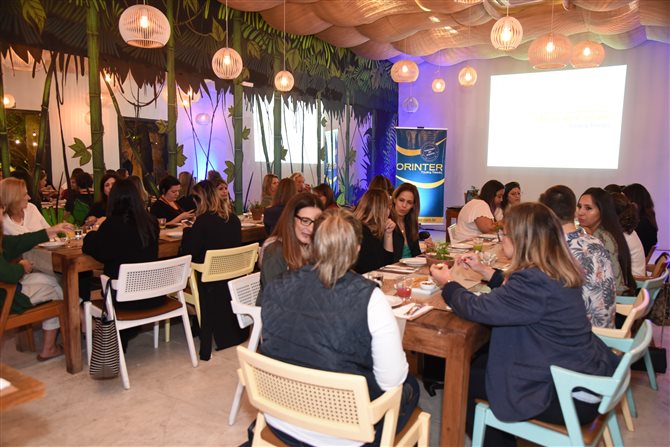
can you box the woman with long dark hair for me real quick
[622,183,658,256]
[83,179,163,350]
[431,203,619,447]
[612,193,646,277]
[85,172,118,226]
[578,187,636,295]
[180,180,245,359]
[391,182,421,260]
[150,175,195,226]
[259,192,323,300]
[454,180,503,241]
[496,181,521,220]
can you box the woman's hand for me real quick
[46,222,74,239]
[384,218,396,235]
[19,259,33,274]
[84,215,97,226]
[173,210,195,224]
[430,263,452,288]
[458,253,496,281]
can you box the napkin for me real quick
[393,303,434,320]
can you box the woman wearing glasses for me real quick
[258,193,324,303]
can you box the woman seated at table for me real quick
[150,175,195,226]
[391,183,421,261]
[312,183,338,210]
[65,171,95,225]
[260,174,279,208]
[430,202,619,447]
[352,189,395,274]
[180,180,245,359]
[176,171,196,212]
[263,178,296,235]
[84,172,118,226]
[0,204,73,361]
[578,188,636,295]
[83,179,164,351]
[369,174,394,197]
[612,193,646,277]
[260,208,419,446]
[454,180,503,242]
[38,169,58,202]
[622,183,658,257]
[495,181,521,221]
[213,177,233,213]
[1,178,51,236]
[258,192,323,302]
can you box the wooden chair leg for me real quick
[620,396,635,431]
[15,327,36,352]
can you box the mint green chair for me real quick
[472,320,653,447]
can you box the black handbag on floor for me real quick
[90,282,119,380]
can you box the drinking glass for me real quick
[395,278,413,302]
[472,237,484,252]
[479,251,497,267]
[158,218,167,230]
[74,227,83,240]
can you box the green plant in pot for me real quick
[248,201,264,221]
[426,242,454,267]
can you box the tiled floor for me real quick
[2,316,669,446]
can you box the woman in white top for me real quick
[1,178,50,235]
[454,180,504,242]
[612,192,646,276]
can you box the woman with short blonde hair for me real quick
[260,207,419,446]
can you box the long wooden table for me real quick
[0,363,46,412]
[48,224,267,374]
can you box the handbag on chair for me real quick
[90,281,119,380]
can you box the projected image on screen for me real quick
[487,65,627,169]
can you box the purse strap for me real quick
[101,278,115,322]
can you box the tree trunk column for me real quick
[87,6,104,201]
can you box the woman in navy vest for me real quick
[431,202,619,447]
[261,208,419,446]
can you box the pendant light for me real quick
[3,94,16,109]
[119,1,170,49]
[490,5,523,51]
[432,51,446,93]
[528,2,572,69]
[274,0,294,92]
[212,0,243,80]
[459,8,477,87]
[391,60,420,83]
[571,40,605,68]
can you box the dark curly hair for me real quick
[611,193,639,234]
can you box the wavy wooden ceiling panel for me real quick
[222,0,669,65]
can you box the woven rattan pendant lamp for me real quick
[528,1,572,69]
[571,40,605,68]
[491,5,523,51]
[274,0,294,92]
[119,1,170,49]
[459,7,477,87]
[212,0,243,80]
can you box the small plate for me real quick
[481,234,498,241]
[241,222,259,228]
[400,257,427,267]
[451,242,473,250]
[384,294,403,307]
[165,230,183,238]
[39,241,66,249]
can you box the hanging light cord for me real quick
[225,0,229,49]
[283,0,287,71]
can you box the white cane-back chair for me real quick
[236,346,430,446]
[447,224,457,243]
[227,272,262,425]
[84,255,197,389]
[166,243,259,341]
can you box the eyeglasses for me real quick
[294,215,316,226]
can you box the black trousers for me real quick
[266,374,421,447]
[466,347,601,447]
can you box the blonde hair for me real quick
[0,178,28,217]
[505,202,583,288]
[193,180,230,221]
[353,189,390,239]
[312,208,362,288]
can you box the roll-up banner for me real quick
[395,127,447,223]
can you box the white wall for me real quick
[398,41,670,249]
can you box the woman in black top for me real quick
[263,178,297,234]
[353,189,395,274]
[85,172,117,225]
[391,183,421,261]
[65,171,95,224]
[83,179,163,350]
[623,183,658,255]
[180,180,246,360]
[150,175,194,225]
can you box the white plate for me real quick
[241,222,260,228]
[400,257,427,267]
[165,230,183,238]
[451,242,473,250]
[384,294,403,307]
[39,241,66,249]
[481,234,498,241]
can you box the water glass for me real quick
[479,251,497,267]
[74,227,83,240]
[158,218,167,230]
[472,237,484,252]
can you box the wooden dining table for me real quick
[376,243,505,447]
[44,223,267,374]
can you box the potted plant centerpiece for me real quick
[248,201,264,221]
[425,241,454,268]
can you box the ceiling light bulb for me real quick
[546,40,555,53]
[465,73,472,81]
[139,14,149,29]
[583,47,591,57]
[223,54,231,65]
[280,76,288,87]
[401,65,408,73]
[501,26,511,42]
[3,97,9,106]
